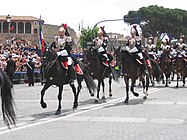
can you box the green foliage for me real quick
[126,5,187,38]
[80,27,99,48]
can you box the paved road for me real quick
[0,78,187,140]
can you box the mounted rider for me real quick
[175,35,187,58]
[144,36,157,60]
[125,24,148,74]
[157,38,171,57]
[54,24,83,85]
[93,26,112,67]
[143,36,158,68]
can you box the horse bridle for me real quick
[42,46,58,70]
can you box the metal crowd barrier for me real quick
[13,70,42,84]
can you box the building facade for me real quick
[0,15,41,44]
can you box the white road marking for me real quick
[63,116,184,124]
[0,87,181,135]
[150,118,184,124]
[143,101,175,105]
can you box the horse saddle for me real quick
[60,60,83,75]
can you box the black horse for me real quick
[115,48,150,103]
[0,69,16,128]
[175,55,187,87]
[159,50,172,87]
[40,43,96,114]
[84,48,118,103]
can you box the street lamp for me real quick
[6,14,11,34]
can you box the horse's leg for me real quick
[165,74,168,87]
[141,76,148,99]
[69,82,78,109]
[77,75,83,99]
[55,85,63,115]
[162,74,165,85]
[108,75,112,97]
[124,77,129,103]
[130,78,139,97]
[40,82,52,108]
[176,73,179,88]
[101,80,105,99]
[144,74,149,99]
[182,76,185,87]
[95,80,101,103]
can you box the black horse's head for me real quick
[85,48,99,63]
[42,42,57,70]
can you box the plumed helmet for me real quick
[59,27,65,32]
[179,38,183,42]
[97,28,103,36]
[130,25,139,37]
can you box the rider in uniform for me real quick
[54,24,83,85]
[93,27,111,66]
[126,25,148,74]
[175,35,187,57]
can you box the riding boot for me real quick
[68,65,75,85]
[141,59,148,74]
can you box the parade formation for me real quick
[0,10,187,140]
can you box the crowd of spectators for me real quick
[0,38,42,73]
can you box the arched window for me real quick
[34,28,38,34]
[25,22,31,34]
[18,22,24,33]
[10,22,16,33]
[3,22,9,33]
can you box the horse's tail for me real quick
[79,61,96,93]
[151,59,163,83]
[0,69,16,128]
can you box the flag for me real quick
[39,17,45,53]
[9,26,14,32]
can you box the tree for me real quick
[125,5,187,39]
[79,27,99,48]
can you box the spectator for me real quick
[6,54,16,83]
[26,57,35,86]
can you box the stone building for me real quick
[0,15,40,44]
[107,32,128,52]
[0,15,79,46]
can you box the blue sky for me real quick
[1,0,186,35]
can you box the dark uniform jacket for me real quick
[6,59,16,74]
[26,61,35,75]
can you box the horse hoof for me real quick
[90,93,94,97]
[94,100,99,104]
[55,110,61,115]
[41,102,47,108]
[133,93,139,97]
[109,93,112,97]
[143,96,147,100]
[102,96,105,99]
[73,103,78,109]
[124,100,128,104]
